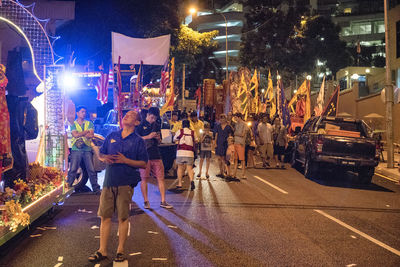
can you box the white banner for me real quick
[112,32,170,65]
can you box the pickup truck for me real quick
[291,116,379,184]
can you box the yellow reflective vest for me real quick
[71,120,92,148]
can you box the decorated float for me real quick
[0,0,72,245]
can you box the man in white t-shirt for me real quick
[257,115,274,167]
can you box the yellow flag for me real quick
[160,58,175,116]
[268,71,276,119]
[288,79,308,108]
[250,69,259,113]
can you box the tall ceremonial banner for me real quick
[304,79,311,123]
[238,73,249,119]
[250,69,259,114]
[112,32,170,65]
[160,58,175,116]
[321,84,340,117]
[264,71,276,119]
[314,75,325,116]
[278,78,291,127]
[116,57,123,124]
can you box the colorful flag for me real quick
[304,79,311,123]
[265,71,276,119]
[288,79,308,108]
[160,58,169,94]
[314,75,325,116]
[278,78,291,127]
[195,86,202,111]
[135,61,143,92]
[238,73,248,113]
[95,65,113,104]
[321,84,340,117]
[160,58,175,116]
[250,69,259,113]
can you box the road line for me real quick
[314,209,400,257]
[253,175,288,194]
[375,173,398,183]
[53,264,62,267]
[129,252,142,256]
[152,258,167,261]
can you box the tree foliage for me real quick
[240,0,349,81]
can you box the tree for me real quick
[240,0,349,81]
[172,25,221,87]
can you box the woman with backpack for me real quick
[174,119,197,190]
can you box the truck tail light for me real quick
[316,139,323,153]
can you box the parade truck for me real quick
[291,116,379,184]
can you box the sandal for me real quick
[114,253,127,262]
[206,174,210,179]
[88,251,108,262]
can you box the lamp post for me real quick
[219,12,229,82]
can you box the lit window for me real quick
[374,21,385,33]
[344,8,352,14]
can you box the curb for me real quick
[375,166,400,182]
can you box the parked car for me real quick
[291,116,379,184]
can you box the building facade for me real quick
[188,2,244,72]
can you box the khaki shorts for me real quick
[260,143,274,159]
[234,144,245,161]
[97,185,134,220]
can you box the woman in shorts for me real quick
[174,120,197,190]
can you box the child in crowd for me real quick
[197,123,213,179]
[225,136,235,178]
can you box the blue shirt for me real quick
[100,130,148,187]
[135,120,162,160]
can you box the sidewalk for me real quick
[375,150,400,183]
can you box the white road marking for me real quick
[91,225,99,229]
[386,205,390,207]
[350,235,357,239]
[152,258,167,261]
[147,231,159,234]
[167,225,178,229]
[53,263,62,267]
[57,256,63,261]
[129,252,142,256]
[128,222,131,236]
[315,209,400,256]
[94,236,100,239]
[36,227,46,231]
[346,264,357,267]
[94,264,100,267]
[30,234,42,238]
[45,226,57,230]
[253,175,288,194]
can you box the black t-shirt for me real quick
[135,120,162,160]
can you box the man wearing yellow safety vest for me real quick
[67,106,101,193]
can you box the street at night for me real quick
[1,163,399,266]
[2,0,400,266]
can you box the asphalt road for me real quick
[1,161,400,267]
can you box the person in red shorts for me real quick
[136,107,173,209]
[233,113,249,179]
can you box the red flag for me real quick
[160,59,169,94]
[321,84,340,117]
[195,86,202,110]
[95,65,111,104]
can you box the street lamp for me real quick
[218,12,229,82]
[306,75,312,81]
[189,7,196,15]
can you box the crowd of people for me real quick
[67,106,289,263]
[168,110,289,182]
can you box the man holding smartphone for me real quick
[136,107,173,209]
[89,110,148,263]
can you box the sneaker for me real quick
[160,201,173,209]
[190,181,195,190]
[144,201,150,209]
